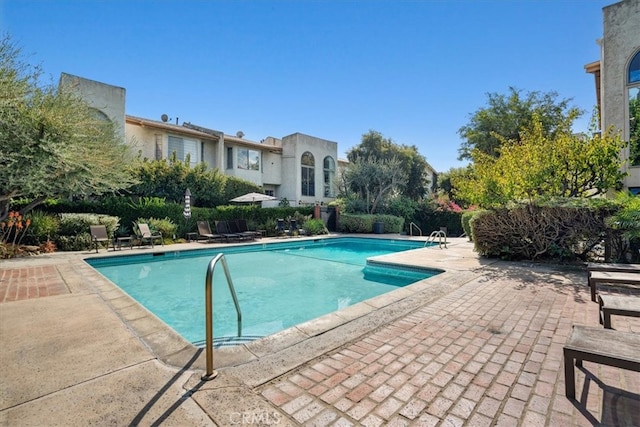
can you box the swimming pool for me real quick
[87,237,439,346]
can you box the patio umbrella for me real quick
[183,188,191,219]
[230,192,276,203]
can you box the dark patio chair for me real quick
[197,221,223,243]
[89,225,113,253]
[215,220,245,242]
[137,223,163,248]
[228,219,256,240]
[288,219,300,237]
[275,218,286,237]
[237,219,261,239]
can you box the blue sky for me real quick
[2,0,611,172]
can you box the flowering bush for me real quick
[1,212,31,245]
[433,195,463,213]
[0,212,32,258]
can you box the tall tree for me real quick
[0,36,137,221]
[342,156,407,214]
[457,87,582,160]
[347,130,431,200]
[453,115,627,207]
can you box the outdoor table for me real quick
[115,236,133,250]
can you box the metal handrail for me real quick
[409,222,422,236]
[425,230,447,249]
[202,253,242,381]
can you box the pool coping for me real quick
[76,234,497,387]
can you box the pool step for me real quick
[193,335,263,348]
[362,262,440,287]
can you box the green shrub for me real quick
[338,214,404,233]
[472,199,618,261]
[25,211,60,245]
[134,217,177,242]
[262,218,277,236]
[374,214,404,234]
[383,196,418,220]
[15,196,317,243]
[302,219,328,236]
[127,196,168,210]
[58,213,120,237]
[338,214,373,233]
[413,210,463,237]
[461,210,483,241]
[55,233,94,251]
[50,213,120,251]
[605,192,640,262]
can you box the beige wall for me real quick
[262,151,283,186]
[281,133,339,205]
[59,73,126,142]
[125,123,158,160]
[125,121,211,167]
[602,0,640,190]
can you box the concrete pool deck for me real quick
[1,235,639,426]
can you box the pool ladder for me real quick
[425,229,448,249]
[202,253,243,381]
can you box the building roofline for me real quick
[60,72,126,92]
[126,115,282,153]
[585,60,601,73]
[126,115,219,140]
[283,132,339,144]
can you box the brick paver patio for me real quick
[0,266,69,303]
[1,240,638,426]
[259,265,640,426]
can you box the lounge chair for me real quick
[563,325,640,398]
[236,219,261,239]
[288,219,300,237]
[215,220,245,242]
[197,221,223,243]
[137,223,163,248]
[275,219,286,237]
[588,270,640,302]
[89,225,113,253]
[228,220,256,240]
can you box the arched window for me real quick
[628,50,640,84]
[301,152,315,196]
[90,107,110,122]
[628,50,640,166]
[323,156,336,197]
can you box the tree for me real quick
[0,36,137,221]
[457,87,582,160]
[433,166,474,208]
[453,115,627,208]
[629,92,640,166]
[347,130,431,200]
[341,156,407,214]
[128,153,261,207]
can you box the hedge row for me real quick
[338,214,405,234]
[18,197,316,249]
[469,201,628,262]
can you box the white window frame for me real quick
[168,135,200,167]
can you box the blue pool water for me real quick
[87,237,439,346]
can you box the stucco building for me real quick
[61,73,342,206]
[585,0,640,194]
